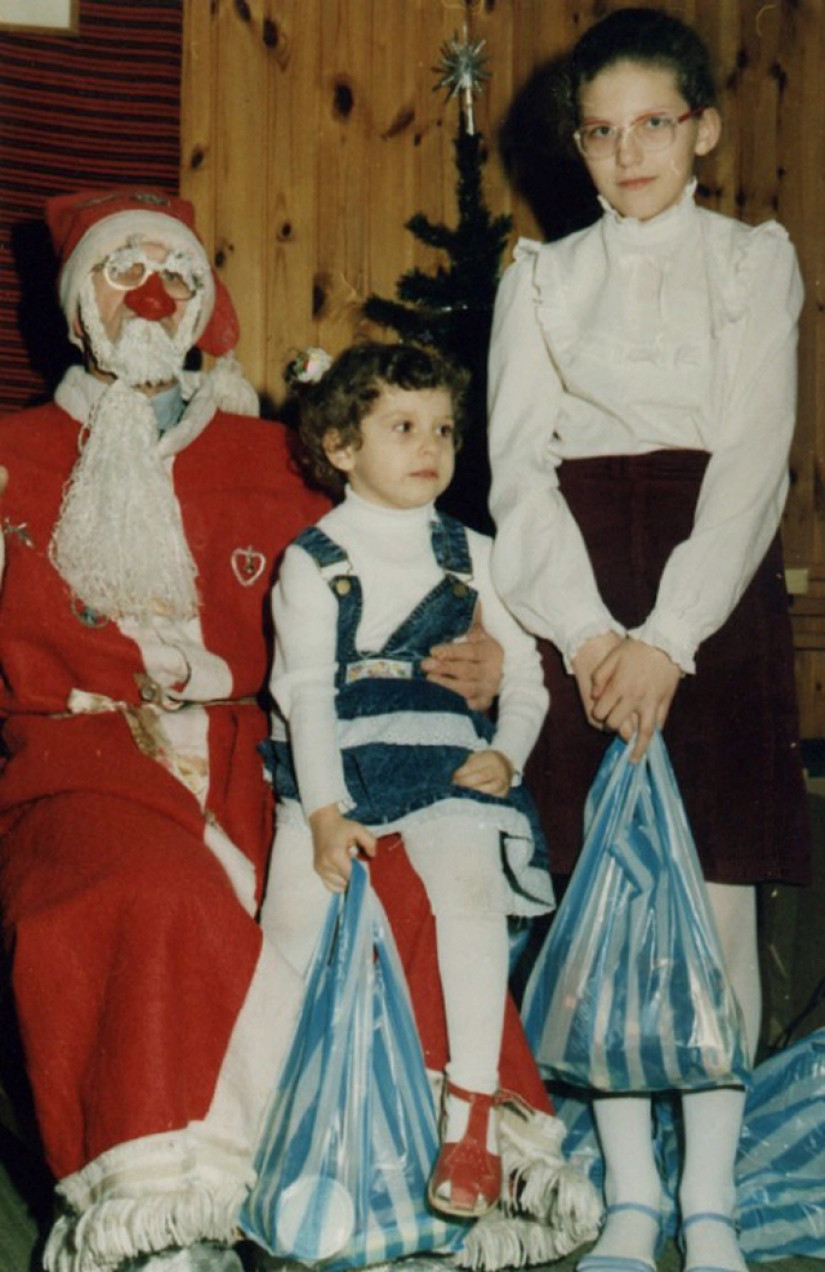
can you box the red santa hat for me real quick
[46,187,240,357]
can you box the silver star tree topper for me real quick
[434,26,490,136]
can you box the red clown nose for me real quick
[124,270,178,321]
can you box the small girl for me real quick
[261,341,554,1218]
[488,9,811,1272]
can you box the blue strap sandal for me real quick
[681,1210,742,1272]
[577,1202,663,1272]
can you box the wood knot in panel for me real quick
[313,273,330,319]
[263,16,291,68]
[381,104,415,140]
[333,77,355,121]
[214,243,233,270]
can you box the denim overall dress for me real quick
[267,513,553,916]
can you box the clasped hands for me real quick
[573,630,681,762]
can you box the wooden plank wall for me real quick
[180,0,825,735]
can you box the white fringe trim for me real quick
[44,1125,255,1272]
[457,1210,582,1270]
[45,1188,245,1272]
[453,1093,602,1270]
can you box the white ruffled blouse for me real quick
[488,183,804,673]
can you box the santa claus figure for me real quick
[0,187,337,1272]
[0,189,593,1272]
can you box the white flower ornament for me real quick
[292,347,333,384]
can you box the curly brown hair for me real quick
[295,342,470,496]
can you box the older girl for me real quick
[488,9,811,1272]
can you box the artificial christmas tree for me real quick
[363,31,512,532]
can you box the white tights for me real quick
[403,814,510,1097]
[588,883,758,1272]
[262,812,511,1100]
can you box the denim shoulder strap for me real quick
[291,525,349,570]
[430,512,473,579]
[293,526,361,668]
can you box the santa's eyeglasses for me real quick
[99,244,205,302]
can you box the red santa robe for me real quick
[0,370,582,1272]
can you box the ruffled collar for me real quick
[599,178,698,249]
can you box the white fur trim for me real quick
[159,361,259,460]
[206,355,260,418]
[54,365,108,421]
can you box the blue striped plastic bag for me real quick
[240,860,467,1268]
[522,733,750,1093]
[735,1028,825,1259]
[552,1029,825,1260]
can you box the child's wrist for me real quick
[309,803,343,831]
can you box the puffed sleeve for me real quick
[633,223,803,672]
[270,543,352,817]
[487,242,624,666]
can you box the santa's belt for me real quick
[66,687,255,715]
[63,688,254,792]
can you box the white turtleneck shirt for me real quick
[488,183,804,674]
[271,487,548,820]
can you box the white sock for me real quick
[680,1087,748,1272]
[705,883,761,1063]
[442,1086,499,1154]
[587,1096,661,1267]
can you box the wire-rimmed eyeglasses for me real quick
[574,108,705,160]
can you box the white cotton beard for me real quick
[78,273,202,388]
[50,378,200,624]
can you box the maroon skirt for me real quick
[526,450,812,887]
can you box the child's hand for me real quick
[590,637,682,762]
[309,804,377,893]
[452,748,514,797]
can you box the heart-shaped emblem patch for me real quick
[231,546,267,587]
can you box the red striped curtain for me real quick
[0,0,183,416]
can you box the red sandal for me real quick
[428,1082,502,1218]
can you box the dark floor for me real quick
[0,1129,48,1272]
[2,1172,822,1272]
